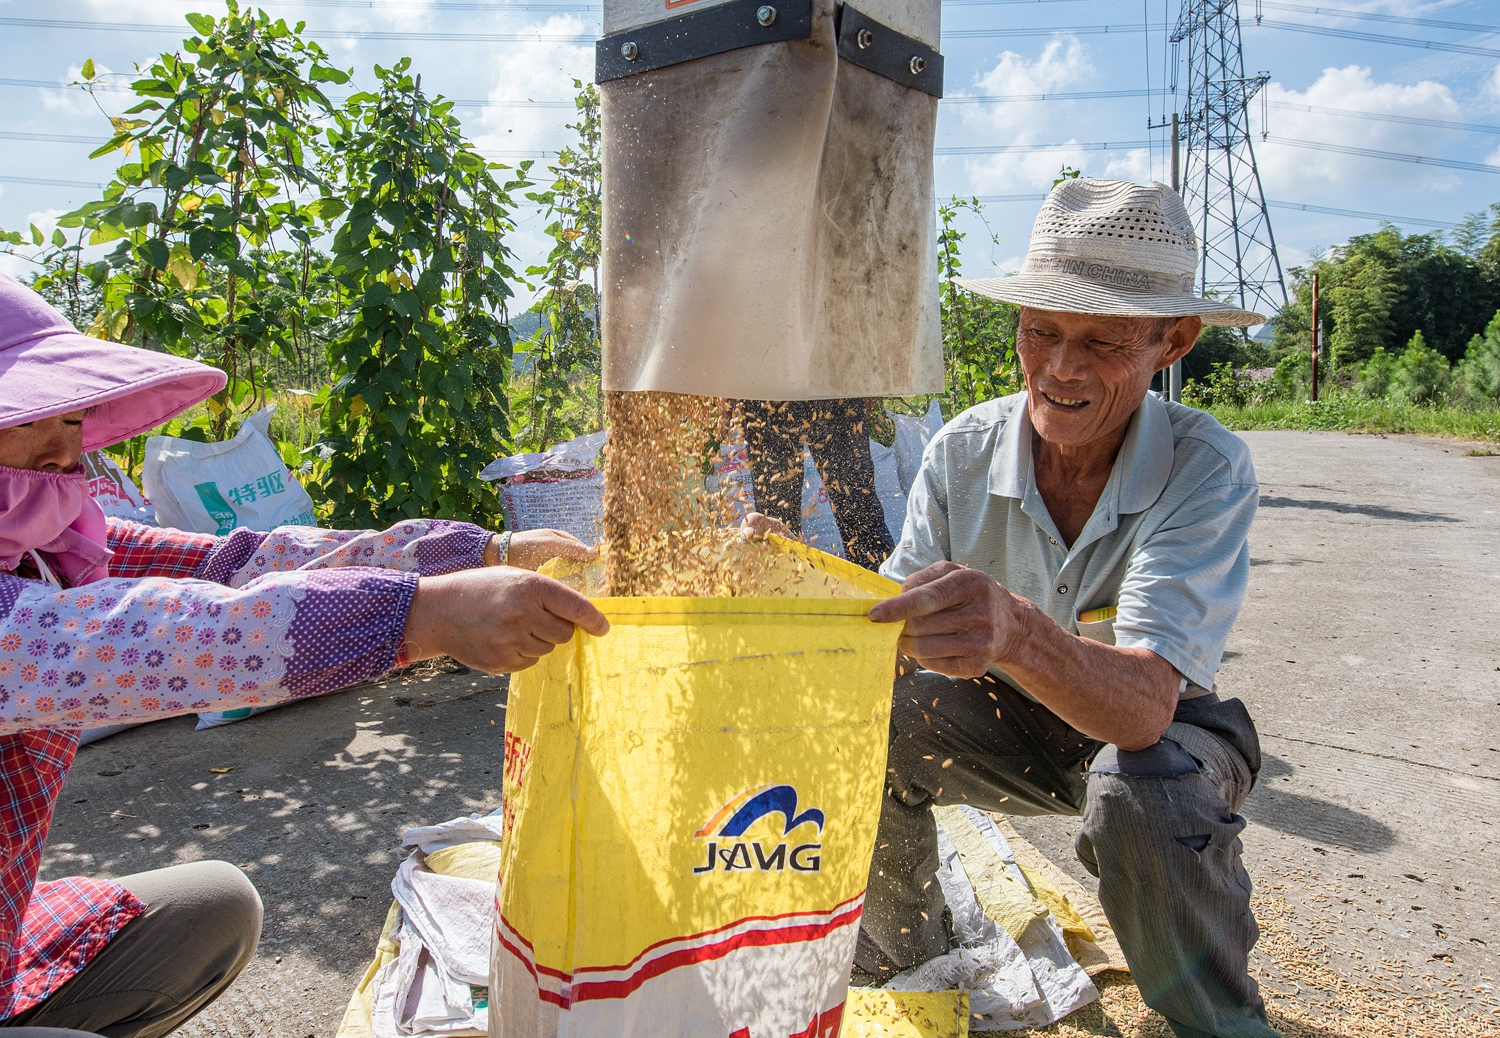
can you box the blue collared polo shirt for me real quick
[880,391,1259,692]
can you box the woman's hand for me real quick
[403,567,610,673]
[486,529,599,571]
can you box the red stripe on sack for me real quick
[496,932,572,1009]
[568,905,864,1004]
[570,892,866,978]
[496,932,540,982]
[496,915,574,984]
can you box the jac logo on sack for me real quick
[693,784,824,874]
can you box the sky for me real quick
[1,0,1497,318]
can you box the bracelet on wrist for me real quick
[494,530,513,566]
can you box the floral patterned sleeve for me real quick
[0,520,492,733]
[0,568,415,734]
[104,517,492,587]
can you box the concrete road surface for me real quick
[40,430,1500,1035]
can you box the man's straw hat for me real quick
[954,177,1265,327]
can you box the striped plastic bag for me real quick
[491,541,903,1038]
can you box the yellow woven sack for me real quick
[490,539,904,1038]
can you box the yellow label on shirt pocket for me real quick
[1075,605,1117,646]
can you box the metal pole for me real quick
[1169,112,1183,403]
[1310,272,1320,402]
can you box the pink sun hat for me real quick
[0,272,226,451]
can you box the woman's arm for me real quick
[0,567,413,733]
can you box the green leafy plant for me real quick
[1182,362,1257,409]
[511,80,603,452]
[312,60,531,527]
[936,196,1022,416]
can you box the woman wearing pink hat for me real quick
[0,273,608,1038]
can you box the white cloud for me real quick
[1488,63,1500,99]
[1250,65,1462,197]
[1102,148,1152,183]
[950,37,1106,194]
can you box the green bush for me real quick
[1456,310,1500,404]
[1389,331,1451,405]
[1183,362,1256,409]
[1356,346,1398,399]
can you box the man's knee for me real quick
[1076,767,1248,888]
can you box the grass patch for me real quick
[1203,395,1500,444]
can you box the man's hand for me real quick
[739,511,793,541]
[492,529,599,571]
[867,561,1028,678]
[404,567,610,674]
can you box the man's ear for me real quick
[1161,316,1203,368]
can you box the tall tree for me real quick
[312,60,531,527]
[2,2,350,440]
[511,80,603,452]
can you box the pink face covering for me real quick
[0,464,112,586]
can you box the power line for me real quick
[1255,1,1498,35]
[1,14,1179,41]
[945,23,1166,37]
[1251,20,1500,58]
[1264,200,1457,230]
[0,174,106,189]
[0,130,103,145]
[1265,101,1500,137]
[971,192,1461,229]
[0,17,596,41]
[945,88,1153,103]
[10,79,1493,136]
[1261,136,1500,175]
[937,139,1153,154]
[935,136,1500,176]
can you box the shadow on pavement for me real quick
[1257,496,1461,524]
[41,669,511,984]
[1241,754,1396,853]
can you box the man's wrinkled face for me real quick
[0,412,86,472]
[1016,308,1199,449]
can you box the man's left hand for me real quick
[867,561,1028,678]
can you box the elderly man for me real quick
[858,179,1274,1037]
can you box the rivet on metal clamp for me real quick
[909,55,926,74]
[756,5,777,25]
[620,41,639,59]
[856,27,874,48]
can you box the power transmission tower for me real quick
[1170,0,1287,322]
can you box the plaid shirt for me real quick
[0,522,227,1017]
[0,731,146,1018]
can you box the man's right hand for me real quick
[403,567,610,674]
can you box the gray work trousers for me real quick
[2,861,263,1038]
[857,670,1278,1038]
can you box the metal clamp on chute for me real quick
[597,0,815,81]
[835,4,943,97]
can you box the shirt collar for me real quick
[987,391,1176,515]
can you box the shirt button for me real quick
[1057,584,1068,595]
